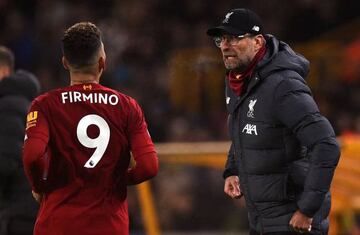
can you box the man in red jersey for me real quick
[22,22,158,235]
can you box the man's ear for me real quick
[98,56,106,72]
[0,66,11,80]
[62,56,69,70]
[254,34,265,51]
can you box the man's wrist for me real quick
[223,169,238,179]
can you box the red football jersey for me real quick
[23,83,157,235]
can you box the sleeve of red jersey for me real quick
[22,100,50,193]
[126,98,158,185]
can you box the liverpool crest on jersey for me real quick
[247,99,257,118]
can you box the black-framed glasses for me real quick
[213,34,251,48]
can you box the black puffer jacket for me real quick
[0,70,40,235]
[223,35,340,234]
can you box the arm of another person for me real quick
[126,98,158,185]
[22,101,50,196]
[274,77,340,226]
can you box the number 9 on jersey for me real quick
[76,114,110,168]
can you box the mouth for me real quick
[223,54,237,59]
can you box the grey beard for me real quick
[225,64,247,73]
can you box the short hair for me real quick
[0,46,15,72]
[62,22,102,69]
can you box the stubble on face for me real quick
[221,41,255,72]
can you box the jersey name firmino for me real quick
[61,91,119,105]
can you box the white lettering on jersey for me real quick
[61,92,68,103]
[98,93,107,104]
[60,92,119,105]
[242,124,258,135]
[109,95,119,105]
[73,91,81,102]
[82,93,93,103]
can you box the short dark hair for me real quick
[62,22,102,69]
[0,46,15,72]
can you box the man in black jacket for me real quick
[207,9,340,235]
[0,46,40,235]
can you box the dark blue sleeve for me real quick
[223,114,239,179]
[274,77,340,217]
[223,143,238,179]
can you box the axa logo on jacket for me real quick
[242,124,258,135]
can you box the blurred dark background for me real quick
[1,0,360,234]
[1,0,360,143]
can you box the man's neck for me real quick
[69,71,100,85]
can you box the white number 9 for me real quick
[76,114,110,168]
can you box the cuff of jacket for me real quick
[297,191,326,217]
[223,168,238,179]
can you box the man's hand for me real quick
[224,175,242,199]
[32,190,43,203]
[289,210,313,233]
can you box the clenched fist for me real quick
[224,175,243,199]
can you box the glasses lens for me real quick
[213,37,222,47]
[213,34,248,47]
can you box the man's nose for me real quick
[220,42,231,52]
[220,37,234,49]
